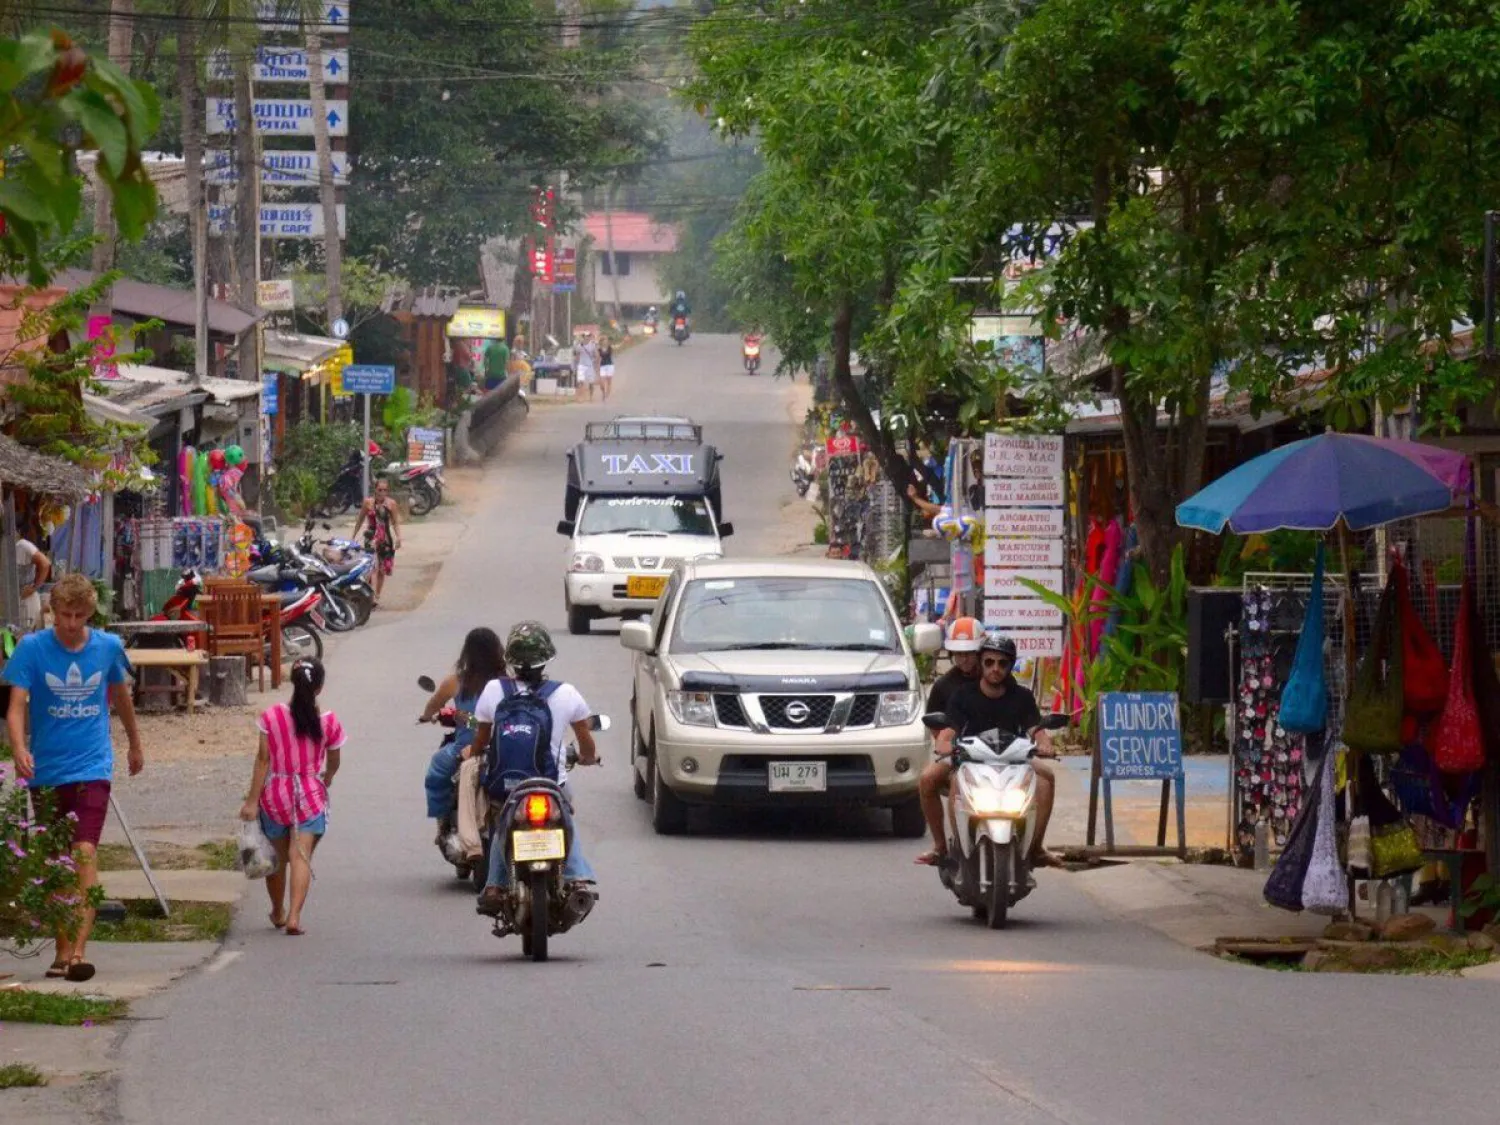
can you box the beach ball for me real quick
[225,445,245,466]
[209,448,227,470]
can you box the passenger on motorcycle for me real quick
[915,634,1058,869]
[925,616,984,716]
[472,622,598,916]
[420,628,506,862]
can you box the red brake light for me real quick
[523,794,554,826]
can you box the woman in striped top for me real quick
[240,659,345,936]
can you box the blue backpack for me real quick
[481,679,561,799]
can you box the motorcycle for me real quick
[642,321,657,337]
[742,337,762,374]
[319,442,385,517]
[380,462,444,517]
[416,683,481,882]
[247,538,359,635]
[296,521,376,626]
[921,712,1069,929]
[277,588,325,663]
[672,315,689,345]
[417,676,609,961]
[791,448,814,498]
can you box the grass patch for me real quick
[0,990,126,1026]
[94,839,237,872]
[0,1063,47,1089]
[91,900,233,943]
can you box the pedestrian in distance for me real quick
[240,658,344,936]
[598,334,616,401]
[575,331,600,402]
[352,478,402,607]
[4,573,143,982]
[15,532,50,631]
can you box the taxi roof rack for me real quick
[584,420,701,443]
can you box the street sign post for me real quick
[1090,691,1187,856]
[206,98,349,137]
[343,365,396,499]
[209,46,350,84]
[206,150,350,186]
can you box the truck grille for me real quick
[847,694,880,728]
[714,694,750,728]
[611,556,681,571]
[760,695,835,730]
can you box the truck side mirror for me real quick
[556,519,575,536]
[719,521,734,538]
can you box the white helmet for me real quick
[945,616,984,652]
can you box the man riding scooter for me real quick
[915,633,1059,870]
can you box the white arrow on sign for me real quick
[258,1,350,31]
[208,47,350,84]
[205,150,350,187]
[206,98,349,138]
[208,204,347,240]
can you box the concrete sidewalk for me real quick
[1049,753,1232,851]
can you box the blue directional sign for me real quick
[261,373,279,415]
[206,98,349,138]
[342,365,396,395]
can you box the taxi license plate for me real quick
[768,761,827,793]
[511,828,566,862]
[626,575,667,599]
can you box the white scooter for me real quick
[922,712,1068,929]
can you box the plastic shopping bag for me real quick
[237,817,280,880]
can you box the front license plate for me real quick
[512,828,566,862]
[768,761,827,793]
[626,574,667,599]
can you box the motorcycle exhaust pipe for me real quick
[563,885,598,928]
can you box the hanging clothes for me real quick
[1088,516,1124,658]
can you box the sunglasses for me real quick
[981,656,1013,669]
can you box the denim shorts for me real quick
[259,809,327,840]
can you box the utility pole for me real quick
[90,0,134,316]
[307,27,343,330]
[234,55,262,384]
[178,3,208,386]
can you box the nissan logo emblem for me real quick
[784,700,812,725]
[641,557,659,568]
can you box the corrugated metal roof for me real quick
[264,331,344,369]
[53,269,265,337]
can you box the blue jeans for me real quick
[425,741,462,819]
[485,790,595,888]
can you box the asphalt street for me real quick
[116,336,1499,1125]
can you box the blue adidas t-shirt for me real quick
[3,629,132,787]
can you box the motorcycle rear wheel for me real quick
[408,480,437,517]
[280,622,323,664]
[527,869,550,962]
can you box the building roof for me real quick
[582,212,679,254]
[53,269,265,338]
[0,431,94,498]
[263,331,346,373]
[94,364,261,418]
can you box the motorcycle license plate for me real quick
[310,611,326,629]
[512,828,566,862]
[626,575,667,599]
[768,761,826,793]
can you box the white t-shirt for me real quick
[475,677,590,785]
[16,539,39,588]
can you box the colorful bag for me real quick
[1263,771,1323,913]
[1393,556,1446,715]
[1431,574,1486,775]
[1300,755,1346,914]
[1279,544,1328,734]
[1343,575,1404,755]
[1369,822,1425,879]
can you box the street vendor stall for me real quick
[1178,434,1498,926]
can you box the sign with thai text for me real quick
[983,433,1064,479]
[407,427,444,465]
[258,1,349,31]
[209,47,349,84]
[206,149,350,186]
[206,98,349,137]
[208,204,346,239]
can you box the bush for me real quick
[0,765,103,947]
[268,421,364,515]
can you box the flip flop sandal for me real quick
[65,960,96,983]
[284,925,305,936]
[45,960,68,979]
[913,850,948,867]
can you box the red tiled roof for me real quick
[582,212,678,254]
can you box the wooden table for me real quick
[196,593,284,689]
[110,620,208,642]
[125,648,210,713]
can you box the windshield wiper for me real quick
[708,642,817,651]
[822,643,895,651]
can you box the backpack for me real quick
[481,679,561,799]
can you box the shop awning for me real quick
[0,431,94,498]
[84,393,157,429]
[263,332,347,381]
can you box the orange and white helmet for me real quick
[944,616,984,652]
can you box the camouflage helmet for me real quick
[505,621,557,670]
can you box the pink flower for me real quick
[6,841,24,859]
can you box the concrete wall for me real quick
[591,253,668,311]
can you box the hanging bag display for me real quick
[1300,754,1346,914]
[1430,572,1486,775]
[1263,768,1324,913]
[1393,555,1447,715]
[1279,544,1329,734]
[1343,574,1404,755]
[1352,754,1426,879]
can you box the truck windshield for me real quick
[578,495,716,536]
[670,576,901,654]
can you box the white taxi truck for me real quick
[558,418,732,635]
[619,558,942,835]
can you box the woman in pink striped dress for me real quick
[240,659,345,935]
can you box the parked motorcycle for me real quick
[672,316,690,345]
[379,462,444,517]
[921,712,1069,929]
[247,538,359,635]
[319,442,385,517]
[791,448,814,498]
[297,521,376,626]
[742,336,762,374]
[277,588,325,663]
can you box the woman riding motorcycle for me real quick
[420,628,506,865]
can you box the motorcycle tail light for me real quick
[523,793,555,826]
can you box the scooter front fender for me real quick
[976,818,1016,847]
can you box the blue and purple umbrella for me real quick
[1176,434,1472,535]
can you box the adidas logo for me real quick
[45,663,102,703]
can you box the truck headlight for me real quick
[876,690,922,727]
[970,788,1030,817]
[666,690,716,727]
[570,552,605,573]
[690,552,722,562]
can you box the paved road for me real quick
[118,336,1498,1125]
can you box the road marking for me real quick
[204,950,242,973]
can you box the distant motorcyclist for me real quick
[471,622,598,916]
[669,291,690,319]
[644,305,659,325]
[420,628,505,865]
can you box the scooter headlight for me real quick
[970,788,1030,817]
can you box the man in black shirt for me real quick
[925,616,983,716]
[915,635,1058,868]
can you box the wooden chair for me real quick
[203,582,267,692]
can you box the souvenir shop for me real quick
[1178,435,1500,923]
